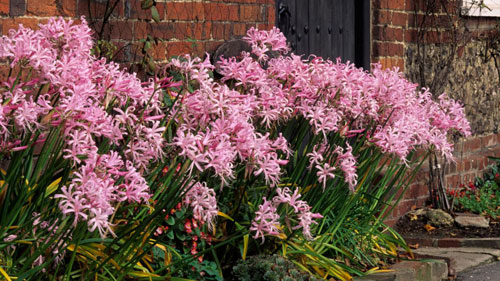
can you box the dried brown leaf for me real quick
[424,224,436,232]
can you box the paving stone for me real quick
[423,259,448,281]
[414,247,500,258]
[354,272,396,280]
[413,247,494,272]
[455,215,489,228]
[356,247,499,281]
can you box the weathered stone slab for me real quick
[455,215,489,228]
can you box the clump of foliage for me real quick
[448,157,500,218]
[232,255,322,281]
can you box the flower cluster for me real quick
[250,198,280,243]
[183,181,218,230]
[170,55,291,187]
[169,27,470,242]
[243,27,290,61]
[250,187,323,242]
[221,35,470,163]
[0,18,169,237]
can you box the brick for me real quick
[10,0,25,16]
[456,160,465,172]
[79,0,122,18]
[464,159,472,171]
[240,5,262,22]
[0,1,8,15]
[407,13,424,28]
[125,0,162,20]
[446,175,461,190]
[373,25,404,41]
[134,21,147,40]
[396,199,418,217]
[376,0,405,10]
[256,23,273,31]
[404,29,418,42]
[477,156,489,170]
[151,41,167,61]
[232,22,247,36]
[437,238,461,247]
[405,0,427,11]
[481,133,498,148]
[447,161,457,174]
[165,1,204,21]
[391,11,408,26]
[267,5,275,25]
[189,22,211,40]
[166,41,193,57]
[373,9,392,25]
[377,56,405,70]
[422,30,443,43]
[27,0,57,16]
[109,20,133,40]
[2,18,38,34]
[463,137,481,152]
[404,237,434,247]
[496,133,500,145]
[148,22,187,40]
[384,218,397,227]
[204,3,239,21]
[473,155,487,170]
[59,0,77,17]
[211,22,231,39]
[407,184,429,199]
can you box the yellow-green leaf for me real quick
[217,211,234,221]
[242,234,249,260]
[0,267,12,281]
[45,177,61,197]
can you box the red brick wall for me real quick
[0,0,275,62]
[384,133,500,226]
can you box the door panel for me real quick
[276,0,369,68]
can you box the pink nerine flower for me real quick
[243,27,289,61]
[294,211,323,240]
[183,181,218,231]
[316,163,336,190]
[251,188,322,242]
[250,198,280,243]
[1,18,166,236]
[335,144,358,192]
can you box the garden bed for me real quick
[396,211,500,239]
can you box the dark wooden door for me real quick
[276,0,370,69]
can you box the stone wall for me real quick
[406,41,500,135]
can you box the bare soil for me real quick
[395,212,500,238]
